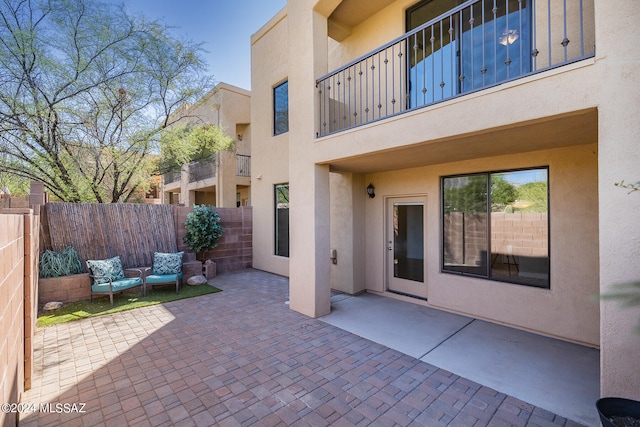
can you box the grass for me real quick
[37,284,222,327]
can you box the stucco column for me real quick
[290,164,331,317]
[330,172,366,294]
[216,151,237,208]
[596,1,640,398]
[287,1,331,318]
[180,164,191,206]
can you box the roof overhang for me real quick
[326,0,396,41]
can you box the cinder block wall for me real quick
[22,211,39,390]
[444,212,548,264]
[0,214,25,427]
[38,273,90,309]
[175,206,252,273]
[0,195,29,209]
[0,208,40,421]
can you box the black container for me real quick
[596,398,640,427]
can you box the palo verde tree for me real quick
[158,123,234,174]
[0,154,29,195]
[0,0,215,202]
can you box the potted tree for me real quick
[183,205,224,278]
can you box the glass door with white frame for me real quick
[387,197,427,299]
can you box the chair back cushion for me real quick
[87,256,125,284]
[153,252,184,275]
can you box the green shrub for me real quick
[183,205,224,261]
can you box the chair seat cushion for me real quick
[91,277,142,293]
[146,273,183,284]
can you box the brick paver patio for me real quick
[19,269,585,426]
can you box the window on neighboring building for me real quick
[442,167,549,288]
[274,183,289,257]
[274,80,289,135]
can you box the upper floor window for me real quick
[442,167,549,288]
[274,80,289,135]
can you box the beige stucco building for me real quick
[163,82,252,208]
[250,0,640,400]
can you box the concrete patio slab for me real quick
[19,269,589,426]
[422,319,600,427]
[322,292,474,359]
[321,292,600,426]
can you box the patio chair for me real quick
[86,256,144,307]
[144,251,184,295]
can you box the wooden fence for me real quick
[41,203,177,269]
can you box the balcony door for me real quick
[386,197,427,299]
[406,0,531,109]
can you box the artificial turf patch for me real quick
[37,284,222,327]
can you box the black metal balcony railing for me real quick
[316,0,595,137]
[189,155,216,183]
[163,169,181,185]
[236,154,251,177]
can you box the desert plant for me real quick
[183,205,224,262]
[39,247,83,278]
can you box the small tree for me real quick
[183,205,224,262]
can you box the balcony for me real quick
[236,154,251,177]
[316,0,595,137]
[189,155,217,183]
[163,169,181,185]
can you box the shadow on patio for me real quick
[20,269,590,426]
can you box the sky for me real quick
[118,0,287,90]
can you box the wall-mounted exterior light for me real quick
[367,183,375,199]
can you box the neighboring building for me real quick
[163,82,252,207]
[141,175,162,204]
[251,0,639,401]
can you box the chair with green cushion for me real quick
[145,251,184,295]
[86,256,143,307]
